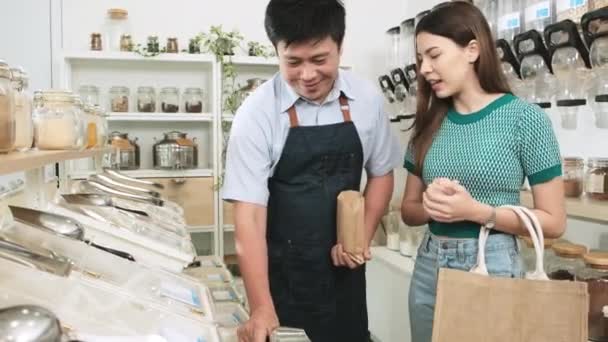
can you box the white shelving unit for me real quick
[59,51,222,257]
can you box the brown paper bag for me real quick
[432,206,589,342]
[337,190,365,255]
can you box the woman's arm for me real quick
[401,173,431,226]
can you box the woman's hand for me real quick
[422,178,490,223]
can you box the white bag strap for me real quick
[470,205,549,280]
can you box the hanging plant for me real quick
[247,41,276,58]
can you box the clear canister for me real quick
[109,86,129,112]
[137,86,156,113]
[33,90,83,150]
[586,157,608,201]
[160,87,180,113]
[0,60,15,153]
[184,87,204,113]
[562,157,584,197]
[10,67,33,152]
[547,242,587,280]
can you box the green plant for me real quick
[247,41,275,58]
[132,43,165,57]
[198,25,244,57]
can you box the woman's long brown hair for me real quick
[410,1,511,174]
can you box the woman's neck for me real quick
[452,78,503,114]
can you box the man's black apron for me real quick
[267,94,369,342]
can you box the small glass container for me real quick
[547,242,587,280]
[0,60,15,153]
[120,34,133,52]
[160,87,179,113]
[147,36,160,54]
[79,85,99,106]
[137,86,156,113]
[93,105,108,148]
[33,90,83,150]
[563,157,584,198]
[586,158,608,201]
[184,87,204,113]
[105,8,130,52]
[81,103,97,149]
[90,33,102,51]
[166,37,179,53]
[518,236,558,272]
[10,67,33,152]
[109,86,129,112]
[575,252,608,341]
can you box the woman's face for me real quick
[416,32,478,99]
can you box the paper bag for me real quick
[432,206,589,342]
[337,190,365,255]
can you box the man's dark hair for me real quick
[264,0,346,48]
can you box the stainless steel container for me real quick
[153,131,198,170]
[107,131,139,170]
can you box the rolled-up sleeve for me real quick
[364,94,402,177]
[221,106,272,207]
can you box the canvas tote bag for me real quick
[432,206,589,342]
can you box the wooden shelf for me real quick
[64,51,215,64]
[107,112,214,122]
[520,191,608,223]
[0,148,110,176]
[70,168,213,180]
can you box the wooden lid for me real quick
[583,252,608,268]
[519,236,558,248]
[108,8,128,19]
[552,243,587,258]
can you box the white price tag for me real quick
[160,282,202,308]
[525,1,551,22]
[499,12,521,31]
[557,0,587,11]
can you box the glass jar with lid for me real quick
[547,242,587,280]
[575,252,608,341]
[0,60,15,153]
[556,0,589,23]
[10,67,33,152]
[93,105,108,148]
[586,157,608,200]
[518,236,558,272]
[33,90,83,150]
[105,8,130,52]
[563,157,584,197]
[107,131,139,170]
[160,87,180,113]
[137,86,156,113]
[109,86,129,112]
[184,87,204,113]
[79,85,99,106]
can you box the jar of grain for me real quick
[563,157,584,197]
[0,60,15,153]
[33,90,83,150]
[586,157,608,200]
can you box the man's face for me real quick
[276,36,341,103]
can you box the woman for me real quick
[401,2,567,341]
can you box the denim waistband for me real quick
[422,231,519,254]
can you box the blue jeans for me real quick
[408,231,523,342]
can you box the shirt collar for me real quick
[279,69,355,113]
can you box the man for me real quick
[222,0,400,341]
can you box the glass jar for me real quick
[556,0,589,23]
[524,0,555,33]
[166,37,179,53]
[547,242,587,280]
[75,97,96,149]
[10,67,33,152]
[518,236,558,272]
[563,157,584,197]
[184,87,204,113]
[137,86,156,113]
[147,36,160,54]
[79,85,99,106]
[575,252,608,341]
[107,131,139,170]
[120,34,133,52]
[90,33,102,51]
[109,86,129,112]
[160,87,179,113]
[586,158,608,200]
[33,90,83,150]
[498,0,524,44]
[104,8,130,52]
[93,105,108,148]
[0,60,15,153]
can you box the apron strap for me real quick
[287,94,352,128]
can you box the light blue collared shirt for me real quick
[222,69,401,206]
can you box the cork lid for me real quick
[108,8,128,19]
[583,252,608,269]
[520,236,558,249]
[552,243,587,258]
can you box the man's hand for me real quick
[331,243,371,269]
[237,306,279,342]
